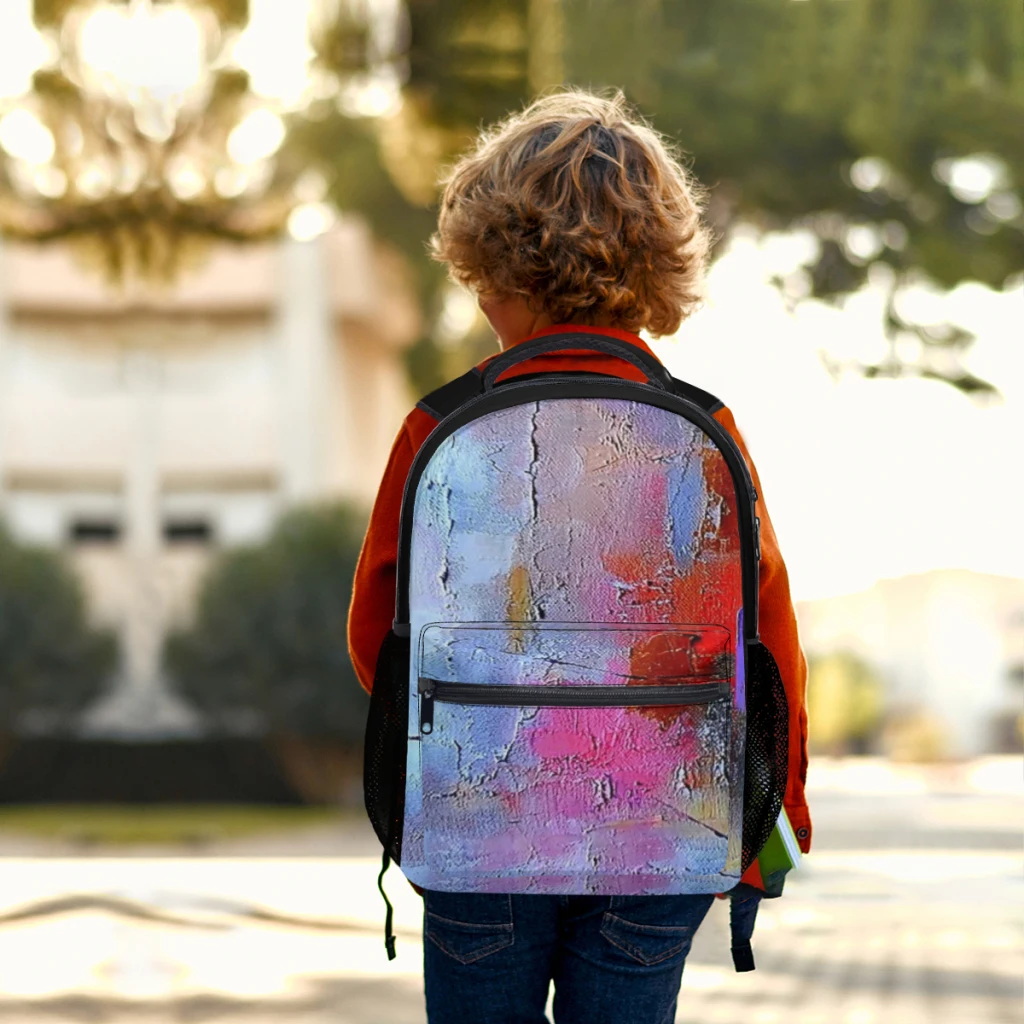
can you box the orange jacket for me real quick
[348,324,811,861]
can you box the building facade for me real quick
[0,223,418,736]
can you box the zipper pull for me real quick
[419,681,435,734]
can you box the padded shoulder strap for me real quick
[416,367,483,421]
[671,375,725,415]
[416,366,724,421]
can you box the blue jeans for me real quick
[422,891,715,1024]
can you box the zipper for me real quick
[394,377,760,640]
[417,679,730,734]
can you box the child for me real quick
[349,89,810,1024]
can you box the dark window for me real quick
[70,519,122,544]
[163,518,213,544]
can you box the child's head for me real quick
[432,89,711,343]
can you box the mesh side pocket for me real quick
[741,640,789,872]
[363,629,409,863]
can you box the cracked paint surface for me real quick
[402,398,745,893]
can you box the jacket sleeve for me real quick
[715,407,812,853]
[347,425,417,693]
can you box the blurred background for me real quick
[0,0,1020,1021]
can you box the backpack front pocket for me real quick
[408,623,742,895]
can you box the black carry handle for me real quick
[482,333,672,392]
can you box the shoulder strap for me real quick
[729,888,761,972]
[416,367,483,421]
[377,850,396,959]
[670,375,724,415]
[418,366,724,423]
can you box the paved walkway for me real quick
[0,758,1019,1023]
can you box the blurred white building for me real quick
[0,222,418,736]
[797,569,1024,757]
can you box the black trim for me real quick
[671,375,724,415]
[422,680,730,706]
[731,941,755,973]
[494,369,620,386]
[416,367,483,420]
[482,332,673,391]
[418,680,730,732]
[395,377,760,640]
[416,348,723,421]
[377,851,396,960]
[419,369,636,421]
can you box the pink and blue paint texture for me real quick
[402,398,746,893]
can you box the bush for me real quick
[806,650,884,756]
[0,525,116,733]
[165,504,369,743]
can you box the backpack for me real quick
[363,334,789,966]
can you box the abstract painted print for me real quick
[402,398,746,893]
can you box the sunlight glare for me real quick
[0,108,55,164]
[436,284,480,348]
[844,224,884,263]
[232,0,316,108]
[168,160,207,200]
[287,202,335,241]
[214,166,251,198]
[32,165,68,198]
[0,0,53,100]
[75,163,114,200]
[78,3,205,102]
[338,71,404,118]
[227,109,286,165]
[985,191,1022,223]
[849,156,890,192]
[933,154,1007,204]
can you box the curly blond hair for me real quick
[431,90,711,337]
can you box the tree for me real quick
[561,0,1024,397]
[7,2,1018,391]
[164,504,369,744]
[303,0,1023,396]
[0,525,116,733]
[1,1,301,281]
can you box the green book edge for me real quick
[757,806,803,877]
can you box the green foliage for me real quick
[404,0,532,129]
[288,115,442,299]
[303,0,1022,396]
[31,0,74,28]
[565,0,1023,293]
[562,0,1023,394]
[807,650,885,755]
[7,7,288,284]
[286,110,453,394]
[165,504,369,742]
[0,525,116,732]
